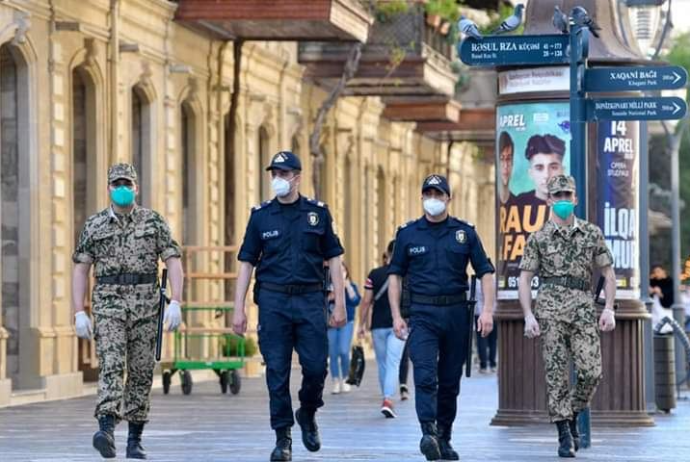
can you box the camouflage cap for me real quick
[108,163,138,183]
[547,174,576,195]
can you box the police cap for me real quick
[422,174,450,196]
[266,151,302,172]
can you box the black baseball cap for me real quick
[266,151,302,171]
[422,174,451,196]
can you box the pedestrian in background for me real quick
[72,163,184,460]
[328,261,361,394]
[474,273,497,374]
[358,240,406,418]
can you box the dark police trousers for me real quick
[408,303,471,428]
[256,288,328,430]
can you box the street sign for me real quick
[586,97,688,121]
[585,66,688,92]
[459,35,570,67]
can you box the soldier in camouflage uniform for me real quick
[518,174,616,458]
[72,163,184,460]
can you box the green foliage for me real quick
[375,0,409,22]
[480,3,523,35]
[425,0,460,22]
[661,32,690,266]
[222,335,258,357]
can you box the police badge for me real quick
[456,230,466,244]
[308,212,319,226]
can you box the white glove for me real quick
[524,313,541,338]
[164,300,182,331]
[75,311,93,339]
[599,308,616,332]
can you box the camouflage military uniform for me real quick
[519,183,613,423]
[73,166,181,423]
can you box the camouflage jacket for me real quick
[520,218,613,321]
[72,205,181,277]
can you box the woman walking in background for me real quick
[328,261,361,394]
[358,240,405,418]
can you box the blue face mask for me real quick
[552,200,575,220]
[110,186,135,207]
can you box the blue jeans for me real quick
[328,321,354,379]
[372,327,405,400]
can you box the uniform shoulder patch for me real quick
[306,197,327,208]
[398,219,416,231]
[252,200,272,212]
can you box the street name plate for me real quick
[585,66,688,92]
[586,97,688,121]
[459,35,570,67]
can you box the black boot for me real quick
[270,427,292,461]
[555,420,576,458]
[569,412,580,452]
[437,424,459,461]
[92,415,117,459]
[295,408,321,452]
[126,422,147,459]
[419,422,442,461]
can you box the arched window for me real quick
[131,86,152,207]
[376,168,387,259]
[181,101,198,245]
[258,126,271,200]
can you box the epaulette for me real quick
[306,197,327,208]
[398,219,416,231]
[454,217,475,228]
[252,200,272,212]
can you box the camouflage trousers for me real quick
[539,310,602,422]
[92,284,158,423]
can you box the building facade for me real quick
[0,0,495,404]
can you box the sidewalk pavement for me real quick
[0,362,688,461]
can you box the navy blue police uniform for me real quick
[388,175,495,444]
[237,151,344,433]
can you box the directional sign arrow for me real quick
[584,65,688,92]
[586,96,688,121]
[459,34,570,67]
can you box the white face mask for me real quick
[423,198,447,216]
[271,177,293,197]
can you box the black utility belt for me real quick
[410,293,467,306]
[541,276,590,291]
[96,273,157,286]
[258,282,323,295]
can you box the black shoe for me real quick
[437,424,459,461]
[126,421,147,459]
[295,408,321,452]
[555,420,576,458]
[569,412,580,452]
[400,384,409,401]
[419,422,442,461]
[270,427,292,461]
[92,415,117,459]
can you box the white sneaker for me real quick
[342,381,351,393]
[331,380,342,394]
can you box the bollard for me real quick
[654,334,677,413]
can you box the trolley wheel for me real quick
[162,371,171,395]
[181,370,193,395]
[230,370,241,395]
[220,370,229,394]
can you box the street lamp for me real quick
[622,0,670,58]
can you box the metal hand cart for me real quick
[160,246,245,395]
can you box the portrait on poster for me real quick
[496,102,572,299]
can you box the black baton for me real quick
[155,269,168,361]
[466,275,477,378]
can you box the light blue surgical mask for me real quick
[552,200,575,220]
[110,186,135,207]
[423,198,446,216]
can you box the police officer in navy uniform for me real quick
[233,151,346,462]
[388,174,495,461]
